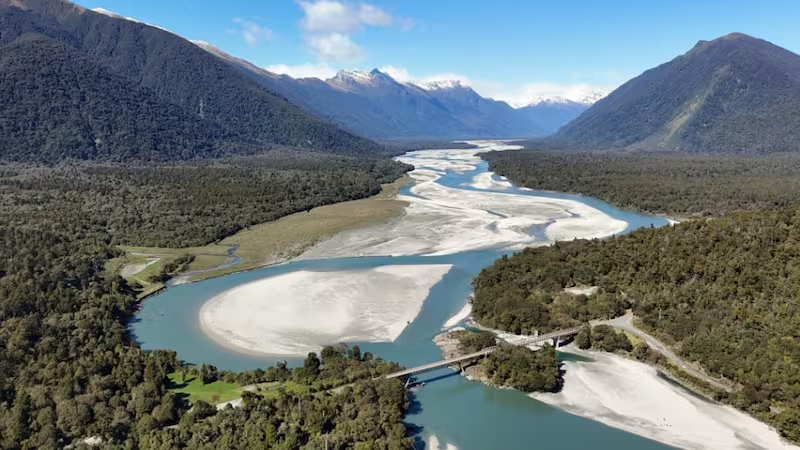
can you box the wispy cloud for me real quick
[232,18,273,47]
[297,1,394,62]
[308,33,365,62]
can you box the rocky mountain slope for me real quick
[551,33,800,153]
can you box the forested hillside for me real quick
[472,210,800,442]
[483,150,800,217]
[0,0,385,160]
[0,35,255,162]
[550,33,800,153]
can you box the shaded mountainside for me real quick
[551,33,800,153]
[0,35,253,161]
[0,0,385,161]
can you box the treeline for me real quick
[148,254,195,283]
[191,345,402,391]
[1,153,410,248]
[472,208,800,442]
[483,150,800,217]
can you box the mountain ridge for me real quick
[0,0,386,161]
[550,32,800,153]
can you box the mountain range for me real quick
[550,33,800,153]
[188,41,603,139]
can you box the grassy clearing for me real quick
[167,371,242,405]
[186,254,229,272]
[107,176,411,285]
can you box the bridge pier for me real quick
[554,337,560,348]
[405,377,411,388]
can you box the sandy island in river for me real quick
[199,264,452,356]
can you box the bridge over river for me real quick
[384,327,582,382]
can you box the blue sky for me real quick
[78,0,800,104]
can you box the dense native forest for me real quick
[1,153,410,248]
[472,209,800,442]
[484,150,800,217]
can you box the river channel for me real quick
[131,143,673,449]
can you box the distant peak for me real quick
[518,89,609,108]
[719,32,752,41]
[334,69,372,81]
[369,68,387,77]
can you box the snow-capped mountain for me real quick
[513,90,610,133]
[519,89,610,108]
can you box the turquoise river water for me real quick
[131,153,674,449]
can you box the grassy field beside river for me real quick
[107,175,411,287]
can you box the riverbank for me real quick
[432,328,489,382]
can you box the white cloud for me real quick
[300,1,392,33]
[298,1,395,63]
[232,18,273,46]
[378,65,414,83]
[308,33,365,62]
[358,4,392,27]
[265,63,337,79]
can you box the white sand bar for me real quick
[301,143,627,259]
[470,172,512,190]
[200,264,452,356]
[532,347,798,450]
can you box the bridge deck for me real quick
[384,327,581,380]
